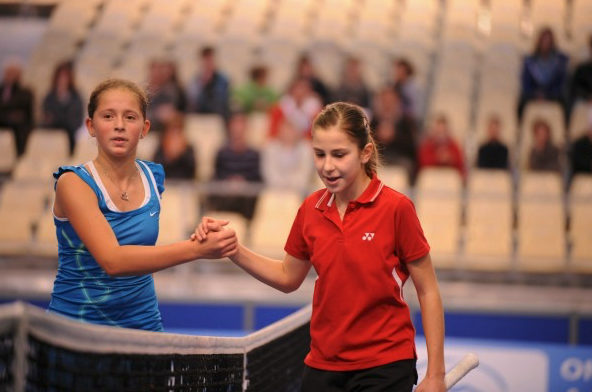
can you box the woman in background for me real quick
[42,60,84,155]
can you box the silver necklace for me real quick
[96,161,138,201]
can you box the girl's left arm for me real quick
[408,253,446,392]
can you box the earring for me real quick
[140,134,144,139]
[90,134,95,137]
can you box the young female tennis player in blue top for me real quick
[49,78,238,331]
[198,102,445,392]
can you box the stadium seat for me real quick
[31,208,59,258]
[463,170,513,271]
[519,171,563,199]
[441,0,481,49]
[569,175,592,273]
[415,168,463,268]
[464,198,513,270]
[246,112,270,149]
[0,129,17,173]
[249,189,302,258]
[428,89,472,143]
[516,198,566,273]
[415,196,461,269]
[0,181,50,227]
[157,182,199,245]
[570,0,592,60]
[516,172,566,273]
[377,165,409,195]
[468,169,513,197]
[13,129,69,181]
[416,167,463,195]
[71,136,97,165]
[568,102,592,140]
[0,208,32,256]
[527,0,568,48]
[184,114,227,181]
[24,128,69,160]
[398,0,440,40]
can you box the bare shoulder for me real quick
[55,171,97,217]
[56,171,91,194]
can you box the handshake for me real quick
[189,217,239,260]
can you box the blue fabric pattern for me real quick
[48,160,165,331]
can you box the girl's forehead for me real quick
[312,126,357,147]
[97,88,140,109]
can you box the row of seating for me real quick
[2,95,589,189]
[1,161,590,274]
[20,0,592,105]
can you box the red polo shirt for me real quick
[285,176,430,371]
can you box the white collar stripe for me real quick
[370,182,384,202]
[315,190,330,209]
[327,193,335,207]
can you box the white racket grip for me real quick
[444,353,479,390]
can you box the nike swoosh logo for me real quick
[150,211,157,216]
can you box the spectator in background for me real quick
[0,58,34,157]
[233,65,278,113]
[528,118,563,172]
[476,115,510,170]
[146,59,186,132]
[392,58,422,119]
[41,60,83,155]
[418,114,465,178]
[268,77,322,139]
[186,46,231,122]
[570,111,592,177]
[152,111,196,180]
[569,35,592,111]
[295,54,330,105]
[332,56,371,110]
[518,27,569,121]
[261,117,313,195]
[371,88,418,182]
[210,112,262,220]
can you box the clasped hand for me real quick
[190,217,238,259]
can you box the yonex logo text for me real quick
[362,233,375,241]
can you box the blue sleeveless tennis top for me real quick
[48,160,165,331]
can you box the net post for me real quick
[12,302,27,392]
[242,348,249,391]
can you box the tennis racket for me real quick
[445,353,479,390]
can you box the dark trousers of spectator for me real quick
[208,195,258,221]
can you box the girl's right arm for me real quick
[55,172,238,277]
[230,244,311,293]
[195,217,311,293]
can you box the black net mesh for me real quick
[245,322,310,392]
[25,335,244,392]
[0,331,14,392]
[0,304,312,392]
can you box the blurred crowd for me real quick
[1,27,592,221]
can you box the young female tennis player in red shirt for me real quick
[197,102,445,392]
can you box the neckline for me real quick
[87,160,150,213]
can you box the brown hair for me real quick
[51,60,76,92]
[312,102,380,178]
[532,118,552,139]
[534,27,556,56]
[87,78,148,120]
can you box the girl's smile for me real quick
[312,125,371,203]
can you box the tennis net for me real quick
[0,301,311,392]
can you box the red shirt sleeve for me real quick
[284,204,310,260]
[394,197,430,263]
